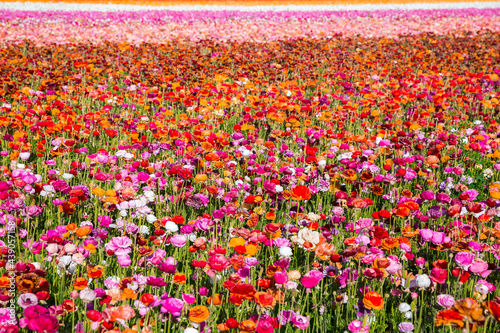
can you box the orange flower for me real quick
[207,293,224,306]
[66,223,77,232]
[75,226,92,238]
[173,273,186,284]
[482,301,500,322]
[453,298,486,326]
[381,237,400,251]
[290,185,311,201]
[73,277,88,291]
[254,292,276,308]
[121,288,138,300]
[239,320,257,332]
[60,201,75,215]
[435,309,464,329]
[0,277,10,289]
[362,291,384,310]
[315,243,336,259]
[188,305,209,323]
[265,211,276,220]
[229,237,246,248]
[87,265,104,279]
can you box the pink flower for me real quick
[436,294,455,307]
[208,254,230,272]
[470,260,491,277]
[419,229,433,242]
[182,294,196,304]
[117,254,131,267]
[348,320,369,333]
[300,270,323,288]
[170,234,187,248]
[454,252,474,269]
[274,271,288,285]
[106,236,132,256]
[431,232,445,245]
[17,293,38,309]
[477,279,496,292]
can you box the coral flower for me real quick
[188,305,209,323]
[363,291,384,310]
[254,292,276,308]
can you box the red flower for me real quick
[291,185,311,201]
[430,267,448,284]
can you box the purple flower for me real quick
[398,322,414,333]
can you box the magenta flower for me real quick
[454,252,474,269]
[160,297,183,317]
[27,314,59,333]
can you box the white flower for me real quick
[19,152,30,161]
[415,274,431,288]
[58,255,72,267]
[297,227,320,247]
[475,284,489,295]
[146,214,157,223]
[62,173,74,179]
[139,226,150,235]
[307,212,321,222]
[404,312,413,319]
[279,246,293,257]
[115,150,127,157]
[80,288,96,303]
[185,328,199,333]
[483,168,494,178]
[398,302,411,313]
[164,221,179,233]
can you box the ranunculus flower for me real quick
[290,313,310,329]
[430,268,447,284]
[170,234,187,247]
[454,252,474,269]
[290,185,311,201]
[188,305,209,323]
[436,294,455,308]
[161,297,183,317]
[363,291,384,310]
[208,254,230,272]
[347,320,369,333]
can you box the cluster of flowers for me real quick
[1,8,500,45]
[0,6,500,333]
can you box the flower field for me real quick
[2,2,500,333]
